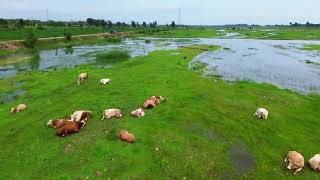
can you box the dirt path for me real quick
[0,32,132,51]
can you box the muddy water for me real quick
[0,38,320,94]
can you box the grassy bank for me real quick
[137,28,220,38]
[0,45,320,179]
[303,44,320,51]
[228,27,320,40]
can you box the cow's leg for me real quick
[101,115,105,120]
[294,168,302,175]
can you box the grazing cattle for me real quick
[102,109,122,120]
[119,130,135,143]
[56,121,85,137]
[284,151,304,175]
[11,104,27,113]
[100,78,111,85]
[70,110,92,125]
[253,108,269,120]
[47,119,68,128]
[143,96,164,109]
[309,154,320,172]
[77,72,88,85]
[131,108,145,118]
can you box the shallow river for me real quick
[0,38,320,94]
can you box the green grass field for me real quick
[1,45,320,179]
[303,44,320,51]
[136,28,220,38]
[229,27,320,40]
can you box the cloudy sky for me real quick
[0,0,319,25]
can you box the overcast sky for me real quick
[0,0,319,25]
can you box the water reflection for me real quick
[64,45,74,55]
[0,38,320,94]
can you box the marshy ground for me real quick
[1,28,320,179]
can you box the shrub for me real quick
[96,50,130,63]
[64,32,72,41]
[145,39,151,44]
[23,30,38,48]
[105,37,122,43]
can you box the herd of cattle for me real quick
[9,72,320,174]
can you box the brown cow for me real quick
[119,130,135,143]
[56,121,85,137]
[11,104,27,113]
[47,119,68,128]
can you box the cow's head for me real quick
[11,107,16,113]
[47,119,53,126]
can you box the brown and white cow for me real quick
[102,109,122,120]
[56,121,85,137]
[11,104,27,113]
[143,96,164,109]
[70,110,92,125]
[131,108,145,118]
[119,130,135,143]
[77,72,88,85]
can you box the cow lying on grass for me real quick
[11,104,27,113]
[253,108,269,120]
[119,130,135,143]
[143,96,164,109]
[309,154,320,172]
[70,110,92,125]
[77,72,88,85]
[56,121,85,137]
[47,119,85,137]
[102,109,122,120]
[100,78,111,85]
[131,108,145,118]
[284,151,304,175]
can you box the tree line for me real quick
[0,18,177,29]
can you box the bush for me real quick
[145,39,151,44]
[105,37,122,43]
[23,30,38,48]
[96,50,130,63]
[64,32,72,41]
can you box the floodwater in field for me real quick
[0,37,320,94]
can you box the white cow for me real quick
[309,154,320,172]
[77,72,88,85]
[253,108,269,120]
[100,78,111,85]
[102,109,122,120]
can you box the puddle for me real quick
[0,90,26,104]
[229,146,256,174]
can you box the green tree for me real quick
[18,18,24,28]
[131,21,136,28]
[170,21,176,28]
[142,22,147,28]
